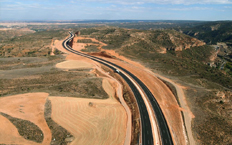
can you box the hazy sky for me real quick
[0,0,232,21]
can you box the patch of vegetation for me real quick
[77,39,99,44]
[121,38,232,89]
[0,56,63,70]
[0,29,68,57]
[77,39,92,43]
[194,116,232,144]
[149,30,175,49]
[0,29,34,43]
[0,112,43,143]
[53,49,63,55]
[81,45,99,52]
[192,91,232,145]
[0,60,108,99]
[50,78,108,99]
[225,61,232,77]
[44,99,74,145]
[80,28,99,35]
[100,28,116,35]
[0,69,87,97]
[100,29,130,50]
[179,21,232,45]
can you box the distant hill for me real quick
[178,21,232,45]
[81,27,205,53]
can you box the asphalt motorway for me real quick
[62,32,173,145]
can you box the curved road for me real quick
[62,32,173,145]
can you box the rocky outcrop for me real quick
[168,31,205,51]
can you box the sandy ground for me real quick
[49,96,126,145]
[96,66,132,145]
[56,60,93,70]
[0,93,51,145]
[54,39,70,54]
[50,39,55,56]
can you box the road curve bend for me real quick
[62,32,173,145]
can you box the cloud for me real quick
[95,5,146,13]
[70,0,232,4]
[167,7,213,11]
[224,6,232,8]
[0,1,56,11]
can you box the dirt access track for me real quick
[55,34,193,145]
